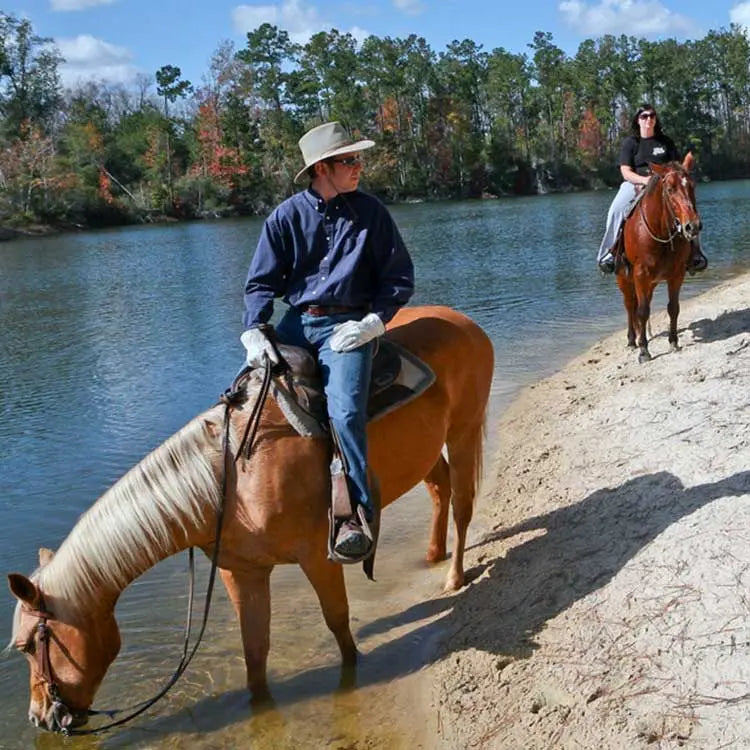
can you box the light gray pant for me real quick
[597,181,637,262]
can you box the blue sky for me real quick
[8,0,750,90]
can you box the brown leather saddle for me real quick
[259,338,435,437]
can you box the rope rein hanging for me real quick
[54,359,274,736]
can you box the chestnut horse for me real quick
[7,305,493,733]
[616,153,701,362]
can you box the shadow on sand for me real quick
[688,307,750,343]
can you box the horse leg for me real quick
[424,454,451,564]
[617,274,637,349]
[634,279,654,363]
[443,423,483,592]
[666,274,684,352]
[219,566,273,702]
[298,553,358,666]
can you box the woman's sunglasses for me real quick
[638,112,656,120]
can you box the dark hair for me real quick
[631,103,665,138]
[306,158,337,181]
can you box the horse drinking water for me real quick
[7,305,493,734]
[615,153,702,362]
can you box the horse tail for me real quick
[470,405,488,507]
[472,326,494,504]
[446,381,490,509]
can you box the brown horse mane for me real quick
[644,172,660,198]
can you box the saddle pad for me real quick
[251,339,436,437]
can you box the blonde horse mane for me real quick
[36,404,231,612]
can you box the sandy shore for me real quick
[427,271,750,749]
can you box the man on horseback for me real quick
[597,103,708,275]
[240,121,414,562]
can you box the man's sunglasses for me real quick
[638,112,656,120]
[330,156,362,167]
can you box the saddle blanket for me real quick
[246,338,436,438]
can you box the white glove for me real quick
[240,327,281,369]
[329,313,385,352]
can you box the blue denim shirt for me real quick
[243,188,414,328]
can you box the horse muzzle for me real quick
[677,220,700,241]
[30,700,88,733]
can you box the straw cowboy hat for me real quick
[294,121,375,183]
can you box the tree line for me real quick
[1,13,749,230]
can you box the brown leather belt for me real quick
[298,305,364,317]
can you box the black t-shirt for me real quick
[618,135,680,176]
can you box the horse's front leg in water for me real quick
[220,567,273,702]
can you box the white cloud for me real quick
[392,0,424,15]
[348,25,370,44]
[559,0,699,38]
[231,0,368,44]
[730,1,750,28]
[51,0,115,11]
[56,35,140,87]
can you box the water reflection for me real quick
[1,181,749,747]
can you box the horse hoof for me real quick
[426,546,447,564]
[670,343,681,353]
[443,571,465,592]
[638,351,652,363]
[248,686,273,706]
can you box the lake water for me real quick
[1,181,749,748]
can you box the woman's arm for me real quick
[620,165,651,187]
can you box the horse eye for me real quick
[19,636,36,655]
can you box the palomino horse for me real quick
[8,305,493,733]
[616,153,702,363]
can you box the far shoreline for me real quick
[1,171,732,245]
[0,182,623,244]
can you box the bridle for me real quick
[18,594,81,733]
[17,359,276,736]
[638,168,698,245]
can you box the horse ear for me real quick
[7,573,40,606]
[203,417,221,439]
[39,547,55,566]
[651,162,666,175]
[683,152,694,171]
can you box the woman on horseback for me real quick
[597,103,708,275]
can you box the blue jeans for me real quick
[275,307,375,519]
[597,181,637,263]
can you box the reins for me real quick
[24,359,275,736]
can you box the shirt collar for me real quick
[303,187,357,216]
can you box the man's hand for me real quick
[329,313,385,352]
[240,327,281,368]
